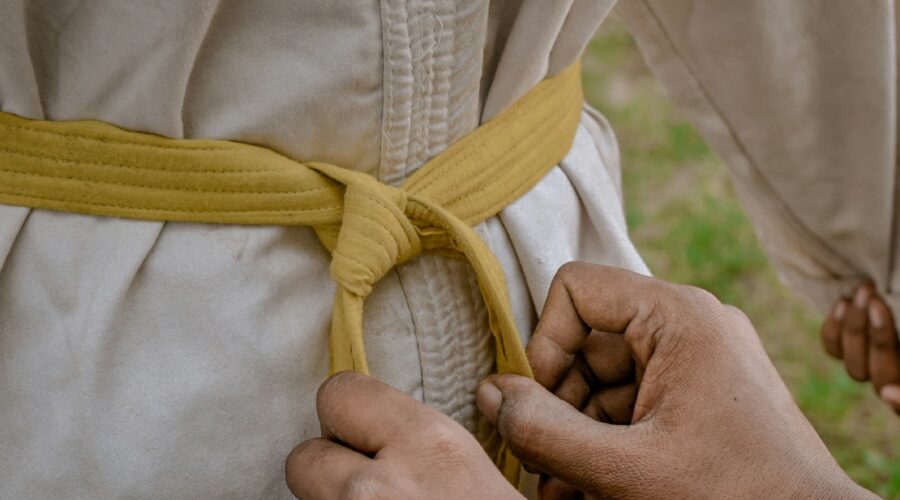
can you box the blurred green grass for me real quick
[584,17,900,497]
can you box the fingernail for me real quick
[869,303,884,329]
[476,380,502,424]
[880,384,900,405]
[854,286,871,309]
[833,301,846,320]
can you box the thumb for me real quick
[881,384,900,413]
[476,374,653,496]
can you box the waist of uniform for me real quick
[0,61,584,487]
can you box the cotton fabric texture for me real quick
[617,0,900,313]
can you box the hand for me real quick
[821,283,900,413]
[476,262,874,499]
[284,370,522,499]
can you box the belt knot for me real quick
[325,170,423,297]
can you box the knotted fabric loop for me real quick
[0,62,584,488]
[309,162,423,297]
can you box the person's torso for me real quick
[0,1,645,497]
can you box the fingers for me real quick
[476,374,645,494]
[880,384,900,414]
[581,330,635,385]
[824,286,900,414]
[527,263,666,389]
[527,266,591,389]
[841,285,872,381]
[582,383,637,424]
[316,371,441,453]
[293,372,520,500]
[285,438,371,499]
[821,299,846,359]
[537,475,581,500]
[543,331,635,412]
[552,354,594,410]
[867,298,900,393]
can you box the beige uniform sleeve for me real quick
[616,0,900,316]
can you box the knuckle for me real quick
[284,453,300,486]
[285,441,311,471]
[340,472,388,500]
[721,304,750,325]
[285,446,300,476]
[643,283,719,327]
[285,441,317,490]
[650,285,735,344]
[316,371,366,421]
[554,261,587,286]
[422,419,468,457]
[318,371,361,404]
[632,296,666,332]
[676,284,721,309]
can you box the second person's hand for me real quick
[821,283,900,413]
[477,262,873,499]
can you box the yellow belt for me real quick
[0,62,582,484]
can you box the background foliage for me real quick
[584,16,900,497]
